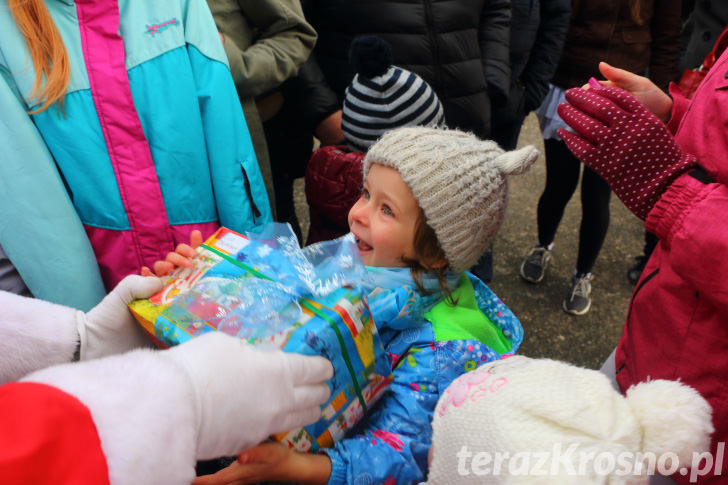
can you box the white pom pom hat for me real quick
[427,356,714,484]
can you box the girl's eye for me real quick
[382,205,393,216]
[362,188,370,200]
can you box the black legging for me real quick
[536,138,611,275]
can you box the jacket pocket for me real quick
[241,165,262,224]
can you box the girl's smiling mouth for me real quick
[354,235,373,252]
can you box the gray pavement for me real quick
[294,113,644,370]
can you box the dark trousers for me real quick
[470,88,525,283]
[537,138,611,275]
[263,101,314,244]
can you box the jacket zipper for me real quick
[241,167,261,223]
[617,267,659,375]
[422,0,442,92]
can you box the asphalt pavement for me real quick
[293,114,644,370]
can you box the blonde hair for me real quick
[9,0,70,113]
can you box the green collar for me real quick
[425,274,511,354]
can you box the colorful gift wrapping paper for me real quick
[129,225,393,452]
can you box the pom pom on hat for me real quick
[626,380,714,466]
[342,36,446,152]
[426,356,714,484]
[363,127,539,272]
[349,36,393,79]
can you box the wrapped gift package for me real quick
[129,224,393,452]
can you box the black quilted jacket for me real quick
[301,0,512,138]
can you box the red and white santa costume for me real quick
[0,287,332,484]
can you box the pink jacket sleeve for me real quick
[646,172,728,310]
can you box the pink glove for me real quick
[557,84,697,220]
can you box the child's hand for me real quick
[141,230,203,276]
[588,62,673,122]
[192,441,331,484]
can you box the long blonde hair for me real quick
[9,0,70,113]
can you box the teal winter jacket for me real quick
[0,0,271,309]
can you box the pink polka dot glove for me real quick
[556,85,697,220]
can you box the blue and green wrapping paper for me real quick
[129,224,393,452]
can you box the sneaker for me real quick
[562,274,592,315]
[627,255,648,285]
[520,246,551,283]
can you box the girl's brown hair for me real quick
[9,0,70,113]
[401,209,457,305]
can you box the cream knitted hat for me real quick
[363,127,539,273]
[427,356,714,484]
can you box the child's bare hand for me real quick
[586,62,673,122]
[141,230,203,277]
[192,441,330,484]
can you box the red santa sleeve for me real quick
[0,382,110,484]
[8,349,198,485]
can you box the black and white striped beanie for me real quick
[342,37,446,152]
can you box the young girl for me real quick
[519,0,681,315]
[0,0,271,310]
[181,126,539,484]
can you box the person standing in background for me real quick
[519,0,681,315]
[304,36,447,245]
[260,55,345,243]
[471,0,571,284]
[300,0,511,142]
[680,0,728,72]
[491,0,571,151]
[208,0,341,242]
[206,0,318,224]
[265,0,510,245]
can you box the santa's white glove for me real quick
[79,275,163,360]
[0,276,159,383]
[164,332,333,460]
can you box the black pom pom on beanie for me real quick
[349,36,392,79]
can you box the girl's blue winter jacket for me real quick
[324,268,523,484]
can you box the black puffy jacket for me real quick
[509,0,571,112]
[302,0,511,138]
[491,0,570,149]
